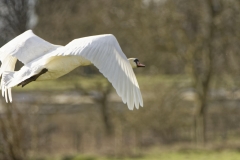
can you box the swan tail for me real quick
[1,71,16,103]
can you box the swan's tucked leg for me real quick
[17,68,48,87]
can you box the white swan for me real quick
[0,30,145,110]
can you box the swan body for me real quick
[0,30,145,110]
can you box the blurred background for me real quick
[1,0,240,160]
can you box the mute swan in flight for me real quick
[0,30,145,110]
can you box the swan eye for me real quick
[134,59,139,63]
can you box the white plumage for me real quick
[0,30,144,110]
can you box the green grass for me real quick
[140,150,240,160]
[41,150,240,160]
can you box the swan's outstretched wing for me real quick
[0,30,58,102]
[51,34,143,110]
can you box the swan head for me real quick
[128,58,145,68]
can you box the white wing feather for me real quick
[0,30,59,102]
[51,34,143,110]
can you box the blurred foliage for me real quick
[35,0,184,75]
[1,0,240,159]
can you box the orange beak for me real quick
[137,62,145,67]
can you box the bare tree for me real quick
[0,0,37,159]
[93,82,113,135]
[157,0,240,144]
[0,0,37,40]
[0,103,29,160]
[75,81,113,135]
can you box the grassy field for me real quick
[43,149,240,160]
[16,74,240,160]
